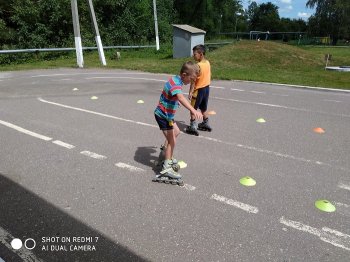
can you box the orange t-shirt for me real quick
[195,59,211,89]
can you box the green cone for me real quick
[256,118,266,123]
[239,176,256,186]
[315,199,336,212]
[178,161,187,169]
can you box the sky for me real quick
[242,0,315,20]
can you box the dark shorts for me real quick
[155,114,174,130]
[191,85,210,112]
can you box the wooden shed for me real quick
[172,24,206,58]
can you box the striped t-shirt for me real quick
[154,75,183,121]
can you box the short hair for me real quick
[180,61,199,75]
[192,44,206,55]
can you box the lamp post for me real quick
[235,12,241,33]
[235,12,241,40]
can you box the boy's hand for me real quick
[192,110,202,121]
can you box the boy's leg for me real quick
[186,93,199,136]
[198,86,212,131]
[161,129,181,179]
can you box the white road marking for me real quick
[323,99,342,103]
[115,162,144,172]
[38,98,158,128]
[338,183,350,191]
[280,216,350,251]
[211,85,225,89]
[38,98,349,172]
[183,184,196,191]
[80,151,107,160]
[230,88,244,92]
[52,140,75,149]
[0,119,52,141]
[212,96,350,118]
[250,91,266,94]
[0,226,43,262]
[210,194,259,214]
[86,76,167,83]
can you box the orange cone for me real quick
[313,127,325,134]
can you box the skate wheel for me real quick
[164,180,170,184]
[177,181,184,186]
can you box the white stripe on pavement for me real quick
[38,98,158,128]
[230,88,244,92]
[183,184,196,191]
[0,226,43,262]
[115,162,144,172]
[80,151,107,160]
[210,194,259,214]
[212,96,350,118]
[86,76,167,83]
[52,140,75,149]
[280,216,350,251]
[0,119,52,141]
[338,183,350,191]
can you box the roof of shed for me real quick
[172,24,206,34]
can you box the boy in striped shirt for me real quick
[154,61,202,179]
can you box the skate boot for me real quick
[170,158,180,172]
[156,144,166,166]
[185,120,199,136]
[198,118,212,132]
[152,160,184,186]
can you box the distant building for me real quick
[172,24,206,58]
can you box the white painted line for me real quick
[38,98,350,172]
[86,76,166,83]
[38,98,158,128]
[334,202,350,208]
[32,72,167,78]
[233,79,350,93]
[323,99,342,103]
[210,194,259,214]
[80,151,107,160]
[212,96,350,118]
[230,88,244,92]
[52,140,75,149]
[0,226,43,262]
[250,91,266,94]
[183,184,196,191]
[115,162,144,172]
[280,216,350,251]
[338,183,350,191]
[0,119,52,141]
[211,85,225,89]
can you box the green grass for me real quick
[1,41,350,89]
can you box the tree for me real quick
[306,0,348,44]
[249,2,280,32]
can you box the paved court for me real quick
[0,69,350,261]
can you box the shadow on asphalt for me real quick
[0,173,149,262]
[134,146,161,175]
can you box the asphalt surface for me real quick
[0,68,349,262]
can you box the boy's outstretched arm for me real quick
[176,93,202,120]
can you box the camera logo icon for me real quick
[11,238,36,250]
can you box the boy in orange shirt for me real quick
[186,45,212,136]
